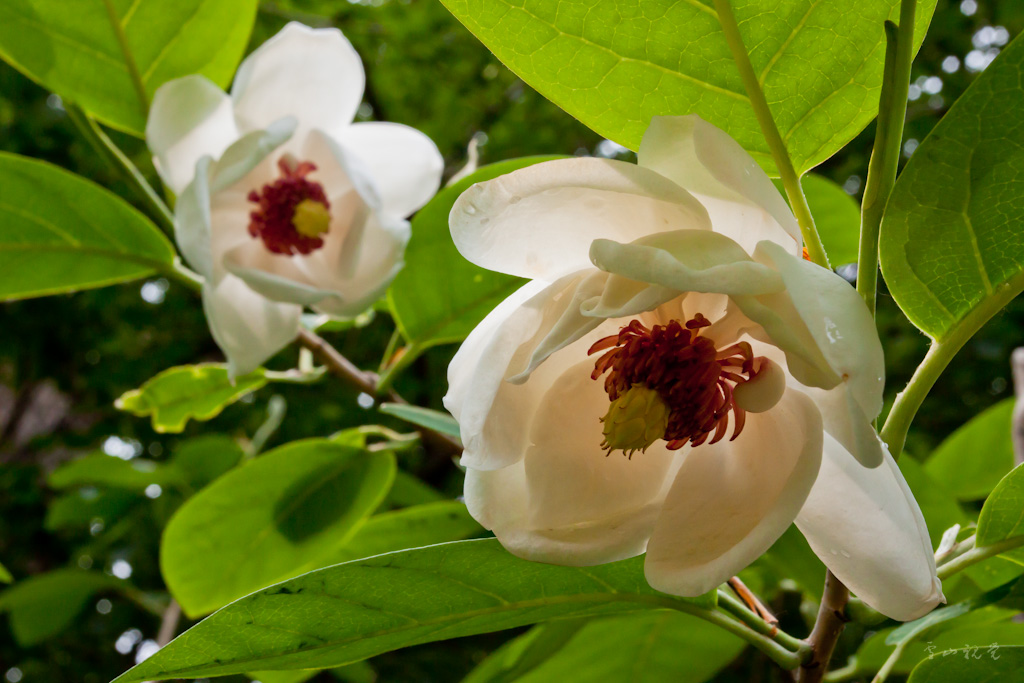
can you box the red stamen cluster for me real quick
[589,315,756,450]
[247,159,331,255]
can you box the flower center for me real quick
[247,158,332,255]
[588,314,759,457]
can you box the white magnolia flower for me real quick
[445,115,943,621]
[146,22,444,375]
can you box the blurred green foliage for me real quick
[0,0,1022,681]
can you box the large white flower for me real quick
[146,22,444,375]
[444,115,943,621]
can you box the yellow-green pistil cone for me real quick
[292,198,331,238]
[600,384,670,456]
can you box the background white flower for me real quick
[444,115,943,621]
[146,22,444,376]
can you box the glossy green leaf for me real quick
[880,34,1024,341]
[378,403,461,439]
[114,539,714,683]
[908,645,1024,682]
[462,619,590,683]
[161,439,396,617]
[116,364,268,433]
[440,0,934,175]
[388,158,560,348]
[385,470,446,507]
[978,465,1024,547]
[0,569,120,646]
[0,0,257,136]
[322,501,483,565]
[464,611,745,683]
[248,671,321,683]
[925,399,1015,501]
[0,153,175,301]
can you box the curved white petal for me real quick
[644,389,823,597]
[147,75,239,195]
[797,383,886,469]
[174,119,297,280]
[590,230,786,298]
[638,115,801,256]
[334,122,444,219]
[465,358,681,566]
[754,240,885,427]
[450,157,712,281]
[202,276,302,377]
[796,436,944,621]
[231,22,365,137]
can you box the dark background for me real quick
[1,0,1022,681]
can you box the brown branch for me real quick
[729,576,778,628]
[156,599,181,647]
[797,571,850,683]
[1011,347,1024,466]
[296,328,463,462]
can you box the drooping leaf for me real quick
[439,0,935,175]
[925,398,1015,502]
[0,569,121,646]
[49,452,184,492]
[388,158,560,349]
[160,439,396,617]
[0,0,258,135]
[978,465,1024,547]
[116,364,268,433]
[0,153,175,301]
[907,645,1024,681]
[378,403,461,439]
[321,501,483,565]
[880,34,1024,342]
[114,539,715,683]
[464,611,745,683]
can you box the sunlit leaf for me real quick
[440,0,935,174]
[0,153,175,301]
[161,439,396,617]
[114,539,714,682]
[978,465,1024,547]
[0,0,258,135]
[115,364,267,434]
[880,34,1024,341]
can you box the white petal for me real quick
[201,276,302,377]
[796,435,944,621]
[231,22,365,137]
[638,115,801,256]
[174,119,297,280]
[754,240,885,423]
[449,157,712,281]
[465,358,680,566]
[147,75,239,195]
[334,122,443,219]
[589,229,786,298]
[644,389,823,597]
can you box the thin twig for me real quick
[729,576,778,627]
[296,328,463,461]
[156,599,181,647]
[797,571,850,683]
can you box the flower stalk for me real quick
[711,0,829,269]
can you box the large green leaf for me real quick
[464,611,745,683]
[899,457,969,546]
[908,645,1024,682]
[925,399,1015,502]
[0,569,121,646]
[439,0,934,175]
[388,158,559,349]
[880,34,1024,341]
[116,364,268,433]
[977,465,1024,547]
[49,451,185,492]
[161,439,396,617]
[0,0,257,136]
[0,153,175,301]
[114,539,715,683]
[857,621,1024,675]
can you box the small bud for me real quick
[601,384,669,456]
[292,198,331,238]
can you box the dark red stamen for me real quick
[588,315,757,451]
[247,158,330,255]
